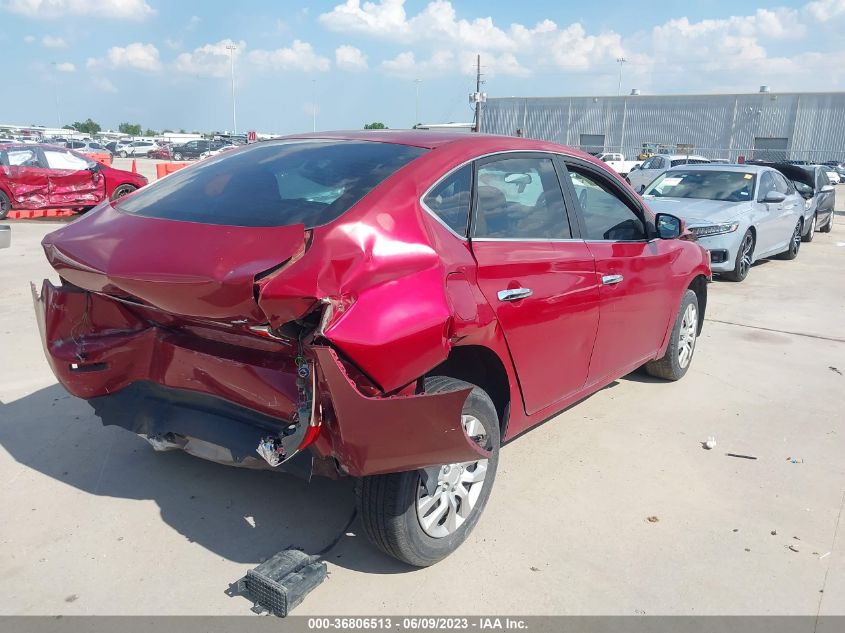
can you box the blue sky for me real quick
[1,0,844,134]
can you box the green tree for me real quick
[118,122,143,136]
[364,122,387,129]
[62,124,75,130]
[71,118,101,135]
[143,128,157,136]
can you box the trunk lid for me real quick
[42,205,307,324]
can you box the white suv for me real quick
[118,141,160,158]
[627,154,711,191]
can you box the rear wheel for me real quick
[802,213,816,243]
[645,289,699,381]
[356,377,500,567]
[111,184,137,201]
[0,190,10,220]
[119,150,128,158]
[722,229,754,282]
[778,220,802,260]
[173,152,183,161]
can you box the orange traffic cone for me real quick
[131,159,137,173]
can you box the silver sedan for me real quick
[644,165,805,281]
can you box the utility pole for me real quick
[616,57,627,96]
[470,54,485,133]
[414,78,421,128]
[50,61,61,128]
[225,43,237,134]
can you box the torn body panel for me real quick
[33,279,487,477]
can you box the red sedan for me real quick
[34,132,710,566]
[0,143,147,219]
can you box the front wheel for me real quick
[356,376,500,567]
[111,184,137,201]
[801,213,816,243]
[173,152,183,161]
[0,190,11,220]
[119,150,128,158]
[645,289,699,381]
[722,229,754,282]
[778,219,802,260]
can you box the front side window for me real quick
[473,156,570,239]
[423,164,471,236]
[44,150,90,171]
[644,170,755,203]
[757,172,775,200]
[117,140,426,227]
[568,168,646,241]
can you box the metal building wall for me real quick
[480,92,845,162]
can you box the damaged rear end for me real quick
[34,138,487,478]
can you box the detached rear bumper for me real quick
[33,280,487,477]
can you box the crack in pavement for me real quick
[705,318,845,344]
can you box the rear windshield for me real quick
[117,140,426,227]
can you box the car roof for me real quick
[666,163,765,173]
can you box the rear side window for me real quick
[423,165,471,236]
[117,140,426,227]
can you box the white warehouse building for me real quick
[478,89,845,163]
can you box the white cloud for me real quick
[23,34,34,43]
[173,39,244,78]
[1,0,154,20]
[248,40,330,72]
[87,42,161,71]
[41,35,67,48]
[55,61,75,72]
[335,44,367,71]
[186,14,200,30]
[804,0,845,21]
[91,75,118,92]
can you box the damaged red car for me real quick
[34,132,710,566]
[0,143,147,219]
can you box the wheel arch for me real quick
[427,344,511,436]
[688,274,708,334]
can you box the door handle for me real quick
[497,287,533,302]
[602,274,624,285]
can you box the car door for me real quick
[814,168,834,221]
[43,148,105,206]
[562,160,679,385]
[470,153,600,415]
[770,171,801,243]
[752,171,783,255]
[0,147,50,208]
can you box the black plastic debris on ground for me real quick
[235,549,327,617]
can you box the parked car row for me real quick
[642,161,834,282]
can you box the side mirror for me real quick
[821,184,834,193]
[655,213,683,239]
[87,161,102,173]
[762,191,786,203]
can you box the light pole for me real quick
[312,79,317,132]
[616,57,627,96]
[50,61,61,128]
[225,44,237,134]
[414,78,421,128]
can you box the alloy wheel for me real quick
[738,233,754,278]
[416,415,489,538]
[678,303,697,369]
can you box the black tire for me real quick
[801,213,816,242]
[111,184,137,201]
[119,150,128,158]
[722,229,754,282]
[645,289,699,381]
[173,152,183,161]
[819,213,833,233]
[778,219,802,260]
[0,190,10,220]
[356,376,500,567]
